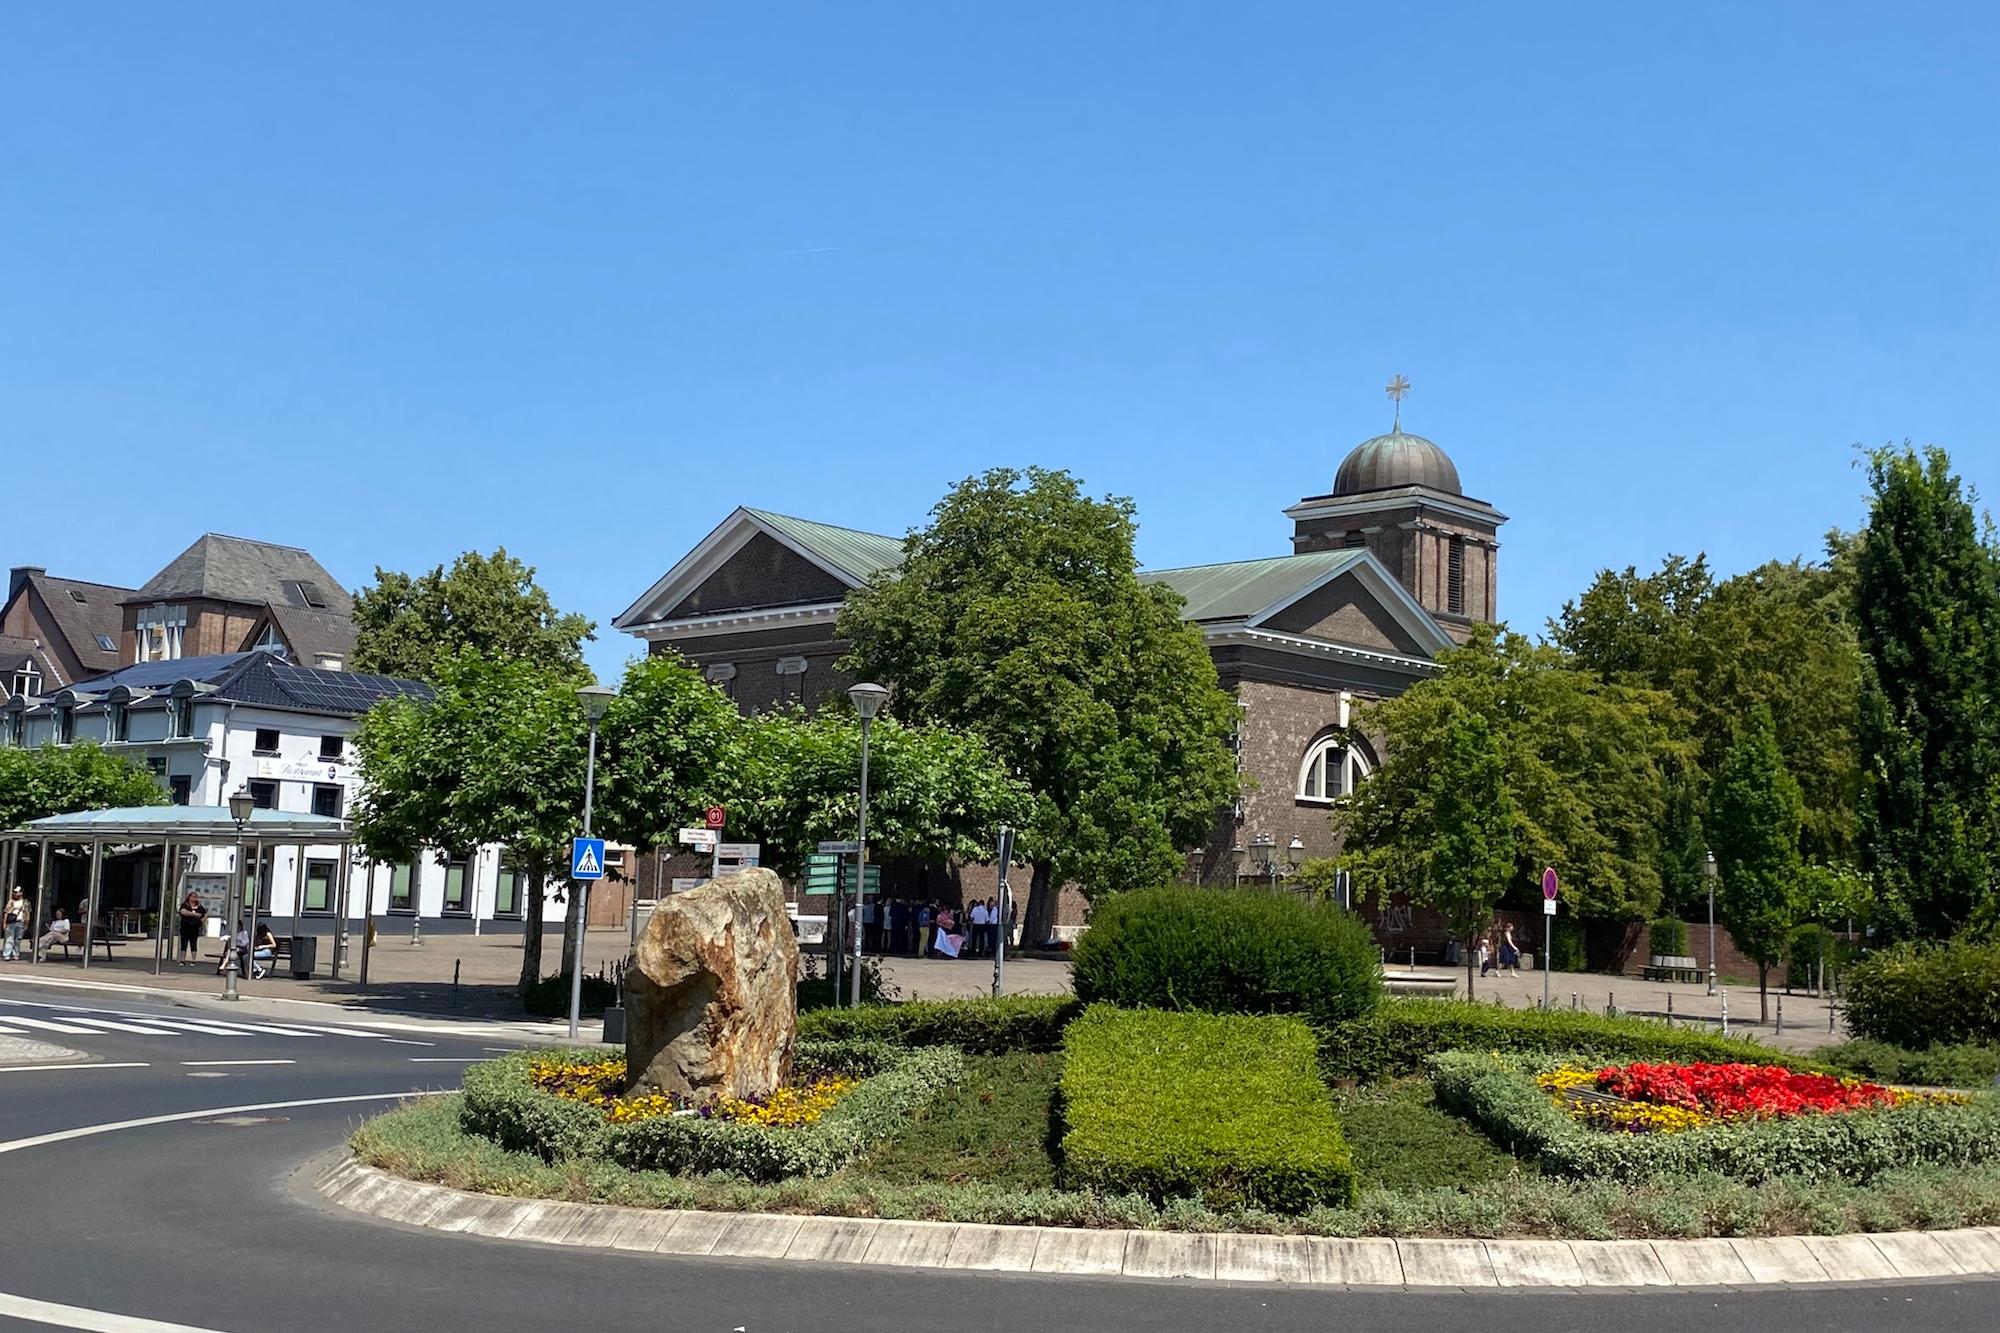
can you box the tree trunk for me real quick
[1466,929,1476,1000]
[518,869,546,992]
[1020,861,1058,951]
[559,872,584,979]
[1758,961,1769,1025]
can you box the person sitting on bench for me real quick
[250,923,278,980]
[34,908,69,962]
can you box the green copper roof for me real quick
[1332,430,1461,496]
[744,509,905,586]
[1141,549,1365,622]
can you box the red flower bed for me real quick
[1593,1062,1899,1121]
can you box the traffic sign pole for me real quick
[569,720,601,1040]
[991,826,1014,999]
[1541,867,1559,1010]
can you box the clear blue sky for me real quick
[5,3,1994,682]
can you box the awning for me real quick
[4,806,352,845]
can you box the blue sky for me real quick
[4,3,1994,681]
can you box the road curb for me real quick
[0,1034,85,1067]
[315,1157,2000,1288]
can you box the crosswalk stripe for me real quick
[3,1016,102,1034]
[60,1017,183,1036]
[138,1020,254,1036]
[0,1025,28,1036]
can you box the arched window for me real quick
[1298,733,1374,802]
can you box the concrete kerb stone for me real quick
[318,1159,2000,1288]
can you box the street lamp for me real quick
[847,682,891,1009]
[569,684,617,1040]
[223,786,253,1001]
[1703,850,1719,997]
[1228,843,1246,885]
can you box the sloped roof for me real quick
[741,509,904,585]
[130,534,354,615]
[260,603,359,666]
[60,653,247,694]
[20,573,131,678]
[0,634,47,677]
[1143,550,1366,623]
[46,651,428,717]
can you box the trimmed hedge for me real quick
[798,994,1080,1053]
[1059,1005,1358,1213]
[1844,939,2000,1049]
[458,1040,964,1181]
[1647,918,1688,958]
[1429,1050,2000,1185]
[1819,1038,2000,1090]
[1071,886,1382,1026]
[1319,998,1805,1083]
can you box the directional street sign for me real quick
[570,837,606,881]
[678,827,718,849]
[801,854,878,896]
[705,806,727,829]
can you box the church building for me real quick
[614,403,1504,932]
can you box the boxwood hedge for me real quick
[1429,1050,2000,1184]
[1843,939,2000,1049]
[1319,999,1806,1083]
[457,1040,964,1181]
[797,994,1080,1053]
[1059,1005,1358,1213]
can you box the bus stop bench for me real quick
[55,935,118,961]
[1642,954,1705,984]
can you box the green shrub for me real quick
[798,994,1081,1053]
[1070,886,1382,1026]
[1819,1038,2000,1090]
[1318,998,1803,1083]
[1844,938,2000,1048]
[1547,918,1588,972]
[1785,925,1838,988]
[457,1041,964,1180]
[1429,1050,2000,1185]
[1059,1005,1357,1212]
[1648,918,1689,958]
[519,968,619,1018]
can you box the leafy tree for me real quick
[732,705,1029,879]
[1348,627,1687,925]
[592,652,751,858]
[1854,444,2000,938]
[1707,707,1803,1022]
[352,651,587,990]
[352,548,595,682]
[839,467,1240,945]
[1339,704,1515,997]
[0,743,167,828]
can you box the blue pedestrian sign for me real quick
[571,837,606,881]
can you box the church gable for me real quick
[1259,570,1428,657]
[665,531,852,619]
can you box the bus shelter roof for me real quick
[4,807,352,845]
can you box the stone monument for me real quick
[623,865,800,1101]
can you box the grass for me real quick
[854,1052,1060,1189]
[1332,1079,1521,1191]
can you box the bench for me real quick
[53,934,117,961]
[1641,953,1705,984]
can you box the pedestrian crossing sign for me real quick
[571,837,606,881]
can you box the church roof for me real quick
[1333,430,1462,496]
[1142,550,1367,622]
[741,509,904,585]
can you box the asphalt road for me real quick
[0,979,1994,1333]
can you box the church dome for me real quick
[1332,430,1461,496]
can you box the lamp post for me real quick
[1286,836,1306,895]
[1229,843,1246,886]
[223,787,253,1001]
[848,682,891,1009]
[569,684,617,1041]
[1703,850,1719,997]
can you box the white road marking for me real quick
[0,1063,150,1074]
[0,1090,445,1157]
[0,1025,29,1035]
[178,1060,294,1067]
[377,1038,435,1047]
[57,1017,182,1036]
[3,1016,102,1034]
[406,1057,476,1062]
[0,1288,229,1332]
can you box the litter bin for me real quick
[288,934,317,979]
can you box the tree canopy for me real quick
[838,467,1240,943]
[1707,706,1803,1020]
[1854,443,2000,939]
[0,743,168,829]
[352,548,595,682]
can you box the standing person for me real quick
[1477,935,1494,978]
[3,887,27,961]
[34,907,69,962]
[1500,923,1522,976]
[888,898,909,957]
[176,891,206,967]
[968,898,989,957]
[984,897,1001,953]
[916,902,933,958]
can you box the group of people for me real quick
[1477,922,1523,977]
[3,887,70,962]
[858,897,1017,960]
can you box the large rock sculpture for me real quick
[624,866,800,1102]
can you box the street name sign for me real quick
[571,838,606,881]
[817,840,861,855]
[678,827,718,849]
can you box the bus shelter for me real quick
[1,807,364,984]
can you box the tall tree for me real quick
[352,548,595,682]
[0,743,167,828]
[352,651,587,990]
[839,467,1240,945]
[1339,703,1515,997]
[1855,444,2000,938]
[732,705,1029,880]
[1708,707,1803,1022]
[1351,627,1687,924]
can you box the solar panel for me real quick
[263,661,432,716]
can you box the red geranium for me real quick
[1592,1062,1898,1121]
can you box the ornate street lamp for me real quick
[1703,850,1719,997]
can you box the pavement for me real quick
[0,974,1989,1333]
[2,928,1849,1050]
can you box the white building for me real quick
[1,650,565,926]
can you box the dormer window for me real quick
[11,666,39,698]
[136,604,187,663]
[167,695,194,740]
[107,704,128,743]
[54,706,75,746]
[254,623,286,653]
